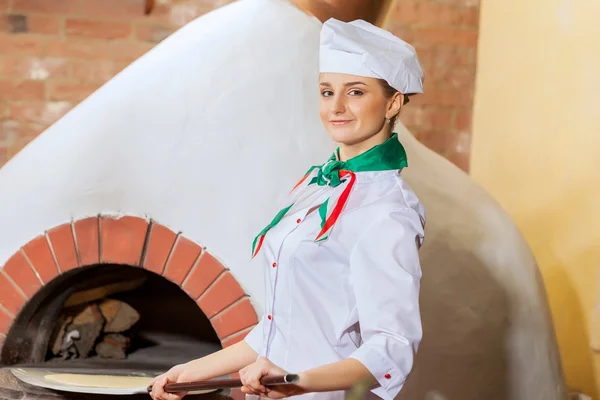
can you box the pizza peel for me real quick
[10,367,299,395]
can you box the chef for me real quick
[151,17,425,400]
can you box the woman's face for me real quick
[319,73,399,147]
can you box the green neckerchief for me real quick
[309,132,407,187]
[251,133,408,257]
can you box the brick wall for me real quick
[0,0,479,171]
[387,0,479,171]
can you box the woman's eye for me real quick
[348,89,364,96]
[321,90,334,97]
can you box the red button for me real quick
[267,314,272,320]
[296,219,301,223]
[384,374,391,379]
[272,262,277,267]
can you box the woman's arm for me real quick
[239,356,376,398]
[150,340,258,400]
[298,358,376,393]
[178,340,259,381]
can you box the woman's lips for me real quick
[330,120,353,125]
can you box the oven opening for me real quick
[1,264,221,374]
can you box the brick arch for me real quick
[0,215,258,352]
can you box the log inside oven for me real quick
[1,264,221,375]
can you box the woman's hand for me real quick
[149,364,188,400]
[239,357,304,399]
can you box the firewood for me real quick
[67,304,105,358]
[64,276,147,308]
[49,315,73,356]
[95,333,131,360]
[98,299,140,333]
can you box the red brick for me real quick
[197,272,245,318]
[0,306,13,335]
[413,87,473,108]
[163,236,202,285]
[182,253,225,299]
[46,38,111,60]
[431,46,476,68]
[0,14,27,34]
[145,4,172,24]
[142,223,178,275]
[2,251,41,298]
[47,223,79,272]
[71,60,121,83]
[455,7,480,27]
[48,81,99,103]
[5,117,41,137]
[65,19,132,40]
[435,0,479,8]
[390,2,418,25]
[0,0,10,11]
[0,147,8,166]
[81,0,146,19]
[437,66,475,89]
[168,3,216,27]
[13,0,80,14]
[6,132,41,158]
[134,22,173,43]
[8,101,73,125]
[393,2,458,26]
[74,217,99,266]
[100,215,149,266]
[0,56,69,80]
[220,326,254,348]
[28,15,63,35]
[447,150,470,172]
[401,107,453,131]
[0,120,41,143]
[110,40,153,62]
[210,298,258,339]
[386,24,414,43]
[0,34,43,55]
[418,130,456,156]
[22,235,60,284]
[0,80,44,101]
[0,272,27,315]
[421,3,458,26]
[455,109,472,131]
[0,121,18,144]
[414,27,478,47]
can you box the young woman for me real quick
[150,18,425,400]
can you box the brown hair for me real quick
[378,79,412,128]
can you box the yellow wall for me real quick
[471,0,600,396]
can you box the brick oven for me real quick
[0,215,258,371]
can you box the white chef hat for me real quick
[319,18,424,94]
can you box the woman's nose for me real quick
[331,95,346,114]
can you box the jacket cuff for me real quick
[349,343,406,400]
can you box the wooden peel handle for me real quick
[147,374,300,393]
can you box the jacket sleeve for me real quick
[348,208,424,399]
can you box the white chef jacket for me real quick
[244,169,425,400]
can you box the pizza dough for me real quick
[44,373,217,394]
[45,373,152,388]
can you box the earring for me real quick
[385,118,391,124]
